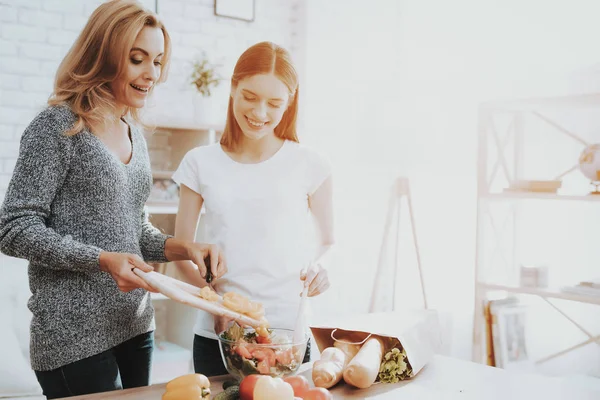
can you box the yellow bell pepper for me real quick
[162,373,211,400]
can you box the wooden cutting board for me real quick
[133,269,264,328]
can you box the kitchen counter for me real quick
[56,355,600,399]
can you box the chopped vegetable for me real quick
[253,376,295,400]
[198,286,220,302]
[223,292,265,321]
[220,323,303,379]
[223,323,246,342]
[377,347,413,383]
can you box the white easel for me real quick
[369,177,428,312]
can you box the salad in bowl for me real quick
[217,323,309,379]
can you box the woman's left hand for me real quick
[300,262,330,297]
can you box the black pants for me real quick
[193,334,311,377]
[35,331,154,399]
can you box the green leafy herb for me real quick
[190,53,221,97]
[377,347,413,383]
[222,323,245,342]
[241,358,260,376]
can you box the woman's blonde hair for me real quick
[221,41,299,150]
[48,0,171,135]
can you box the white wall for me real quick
[303,0,600,376]
[0,0,301,204]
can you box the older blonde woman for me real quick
[0,1,225,398]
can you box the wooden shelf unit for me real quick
[472,92,600,368]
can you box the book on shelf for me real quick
[579,278,600,289]
[484,300,496,366]
[485,297,530,369]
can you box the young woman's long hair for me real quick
[48,0,171,135]
[221,41,299,150]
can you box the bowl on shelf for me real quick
[217,327,309,380]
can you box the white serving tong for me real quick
[292,284,309,344]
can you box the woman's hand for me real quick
[99,252,158,293]
[300,262,330,297]
[213,315,234,335]
[185,242,227,282]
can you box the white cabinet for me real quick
[146,122,221,213]
[472,93,600,371]
[145,123,223,383]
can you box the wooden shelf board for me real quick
[479,283,600,305]
[146,203,178,214]
[152,171,174,180]
[480,92,600,112]
[143,118,224,132]
[481,192,600,202]
[146,202,206,215]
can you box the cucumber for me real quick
[214,385,240,400]
[222,379,239,390]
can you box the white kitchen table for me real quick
[29,354,599,400]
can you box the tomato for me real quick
[302,387,334,400]
[283,375,310,398]
[256,334,271,344]
[275,348,294,365]
[239,374,262,400]
[252,348,276,365]
[235,344,253,359]
[256,359,271,374]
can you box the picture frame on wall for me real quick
[214,0,255,22]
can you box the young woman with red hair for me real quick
[172,41,335,376]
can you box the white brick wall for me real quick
[0,0,303,200]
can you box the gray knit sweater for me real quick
[0,105,170,371]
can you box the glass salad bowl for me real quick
[217,325,309,380]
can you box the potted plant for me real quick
[190,53,223,125]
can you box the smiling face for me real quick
[110,26,165,110]
[231,73,290,141]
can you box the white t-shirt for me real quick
[172,140,331,339]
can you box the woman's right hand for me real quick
[99,251,158,293]
[214,315,234,335]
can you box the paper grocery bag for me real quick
[310,309,442,377]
